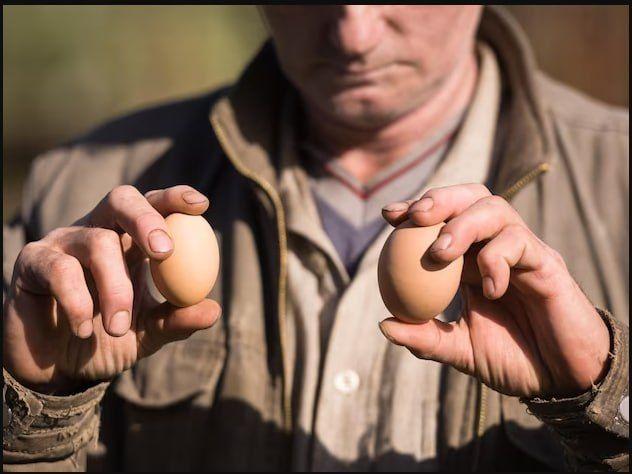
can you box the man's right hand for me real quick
[3,185,222,394]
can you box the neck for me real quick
[304,51,478,184]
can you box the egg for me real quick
[149,213,219,307]
[377,220,463,323]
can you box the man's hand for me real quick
[3,185,222,393]
[379,184,610,398]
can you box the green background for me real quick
[3,5,629,220]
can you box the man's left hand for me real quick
[380,184,610,398]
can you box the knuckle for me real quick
[171,184,196,195]
[108,281,134,303]
[66,294,94,318]
[470,183,492,196]
[546,247,567,269]
[482,194,508,209]
[87,228,119,251]
[43,227,69,243]
[108,184,137,207]
[19,241,44,259]
[49,254,80,278]
[533,246,566,283]
[538,259,560,283]
[504,223,528,239]
[144,188,162,199]
[476,248,497,270]
[135,210,163,230]
[163,186,183,203]
[476,247,490,264]
[15,242,46,275]
[421,187,441,200]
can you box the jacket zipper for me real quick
[500,162,550,201]
[471,161,551,471]
[211,116,293,435]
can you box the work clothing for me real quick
[3,7,628,472]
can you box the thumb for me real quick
[379,317,474,375]
[139,299,222,357]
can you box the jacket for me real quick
[3,6,629,472]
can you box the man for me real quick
[2,5,628,472]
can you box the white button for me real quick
[619,396,629,423]
[334,370,360,394]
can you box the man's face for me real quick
[262,5,483,129]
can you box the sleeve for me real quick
[523,308,629,471]
[3,369,110,471]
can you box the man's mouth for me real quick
[326,62,395,86]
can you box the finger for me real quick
[461,243,487,285]
[477,225,530,299]
[83,185,174,260]
[14,243,94,339]
[379,317,474,375]
[381,200,416,227]
[427,195,525,263]
[407,184,492,227]
[144,185,209,216]
[140,299,222,356]
[56,227,134,337]
[119,232,146,266]
[476,225,566,300]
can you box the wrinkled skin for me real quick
[380,185,610,398]
[3,185,221,393]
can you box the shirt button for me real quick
[334,370,360,394]
[619,396,629,423]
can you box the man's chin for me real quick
[301,83,423,130]
[326,99,410,130]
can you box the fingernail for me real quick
[378,321,396,344]
[148,229,173,253]
[382,202,408,212]
[182,191,208,205]
[409,197,434,213]
[431,233,452,251]
[482,276,495,299]
[109,310,131,336]
[77,320,93,339]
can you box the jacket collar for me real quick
[478,6,555,197]
[210,6,554,199]
[209,41,287,190]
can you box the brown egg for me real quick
[150,213,219,307]
[377,220,463,323]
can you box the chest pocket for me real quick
[111,324,227,471]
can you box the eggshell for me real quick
[377,220,463,323]
[149,213,219,307]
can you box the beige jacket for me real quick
[3,7,629,472]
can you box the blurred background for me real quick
[3,5,629,220]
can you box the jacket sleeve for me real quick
[3,369,109,472]
[523,308,629,471]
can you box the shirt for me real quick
[300,113,463,277]
[278,42,501,471]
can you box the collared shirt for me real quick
[278,42,501,470]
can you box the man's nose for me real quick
[329,5,384,57]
